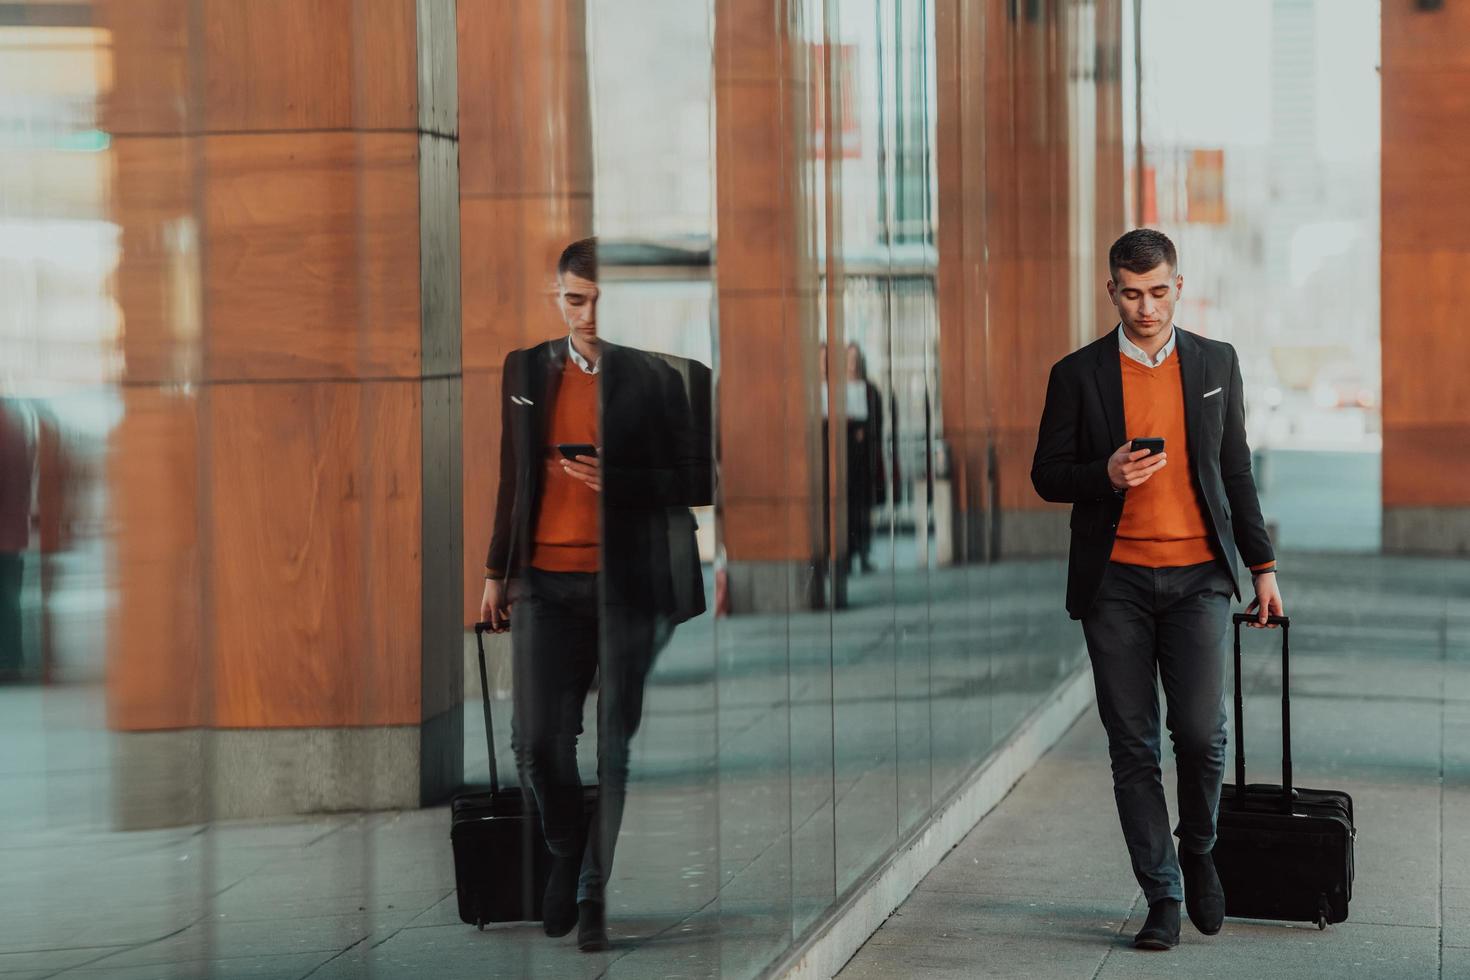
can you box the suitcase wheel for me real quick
[476,917,486,932]
[1316,896,1328,931]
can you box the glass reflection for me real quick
[3,0,1124,975]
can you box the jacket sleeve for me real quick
[484,350,520,578]
[603,359,714,509]
[1219,345,1275,569]
[1031,361,1116,503]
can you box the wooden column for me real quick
[935,0,993,563]
[103,0,461,826]
[1094,0,1128,333]
[713,0,825,610]
[985,0,1072,557]
[936,0,1127,563]
[1381,1,1470,553]
[458,0,593,622]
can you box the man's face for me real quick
[1107,263,1181,342]
[557,272,599,344]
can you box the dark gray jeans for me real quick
[1081,559,1233,905]
[509,568,657,905]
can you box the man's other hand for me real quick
[1243,572,1284,628]
[561,453,602,492]
[481,578,512,633]
[1108,442,1168,490]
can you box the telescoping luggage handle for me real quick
[1231,613,1292,813]
[474,622,501,795]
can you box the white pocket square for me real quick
[1203,387,1222,399]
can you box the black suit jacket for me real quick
[485,338,714,621]
[1030,327,1274,620]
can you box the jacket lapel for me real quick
[1174,328,1203,472]
[534,338,566,451]
[1093,332,1126,451]
[598,340,623,432]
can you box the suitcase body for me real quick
[1212,614,1355,929]
[451,785,598,927]
[451,622,599,928]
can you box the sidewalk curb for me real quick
[769,659,1097,980]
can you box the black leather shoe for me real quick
[1180,849,1225,935]
[1133,899,1181,950]
[542,857,580,938]
[577,900,610,952]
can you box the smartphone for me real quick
[556,443,599,461]
[1130,437,1165,457]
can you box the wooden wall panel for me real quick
[715,293,806,478]
[200,0,416,132]
[104,0,418,135]
[203,133,421,380]
[1383,1,1470,72]
[1381,251,1470,427]
[107,388,204,731]
[459,194,592,372]
[207,381,422,728]
[111,136,200,385]
[457,0,592,198]
[352,0,420,130]
[1383,423,1470,508]
[1381,74,1470,253]
[1382,3,1470,511]
[99,0,193,135]
[201,0,353,130]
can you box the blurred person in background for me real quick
[1032,228,1284,951]
[479,238,712,951]
[820,342,887,574]
[843,343,885,574]
[0,398,33,680]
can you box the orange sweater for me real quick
[530,365,600,573]
[1110,351,1218,568]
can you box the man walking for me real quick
[1031,229,1284,950]
[479,238,712,951]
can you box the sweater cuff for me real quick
[1249,561,1276,574]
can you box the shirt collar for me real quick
[566,333,600,375]
[1117,323,1176,368]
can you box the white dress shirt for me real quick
[567,333,601,375]
[1117,323,1176,368]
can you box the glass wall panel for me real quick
[7,1,1122,977]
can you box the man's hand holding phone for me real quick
[556,443,601,493]
[1108,438,1167,490]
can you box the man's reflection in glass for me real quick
[0,398,32,680]
[479,238,713,951]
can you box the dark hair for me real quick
[1108,228,1177,280]
[557,237,598,282]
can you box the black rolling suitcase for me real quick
[450,622,597,929]
[1212,614,1355,930]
